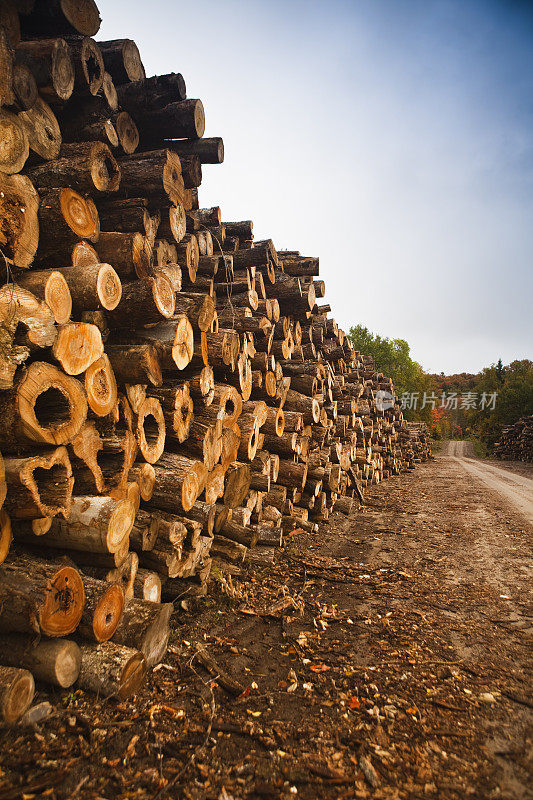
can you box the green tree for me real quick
[348,325,432,421]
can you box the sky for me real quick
[99,0,533,374]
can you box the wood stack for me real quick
[0,0,427,720]
[494,415,533,463]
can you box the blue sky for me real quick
[99,0,533,374]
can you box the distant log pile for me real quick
[494,415,533,463]
[0,0,429,721]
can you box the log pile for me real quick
[494,415,533,463]
[0,0,429,721]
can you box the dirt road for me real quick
[1,446,531,800]
[444,440,533,525]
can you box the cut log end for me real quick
[41,565,85,637]
[91,582,125,642]
[85,354,118,417]
[0,666,35,725]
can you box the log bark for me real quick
[0,635,80,687]
[94,231,152,279]
[27,141,120,194]
[111,599,172,668]
[0,510,12,565]
[114,148,183,205]
[170,137,224,165]
[133,568,161,602]
[20,0,101,37]
[106,344,162,386]
[0,173,39,268]
[106,275,175,329]
[135,99,205,145]
[77,641,146,699]
[116,73,187,116]
[97,39,145,84]
[31,495,135,556]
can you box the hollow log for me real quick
[136,396,165,464]
[3,446,73,520]
[0,284,57,390]
[0,361,87,450]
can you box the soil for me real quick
[0,444,531,800]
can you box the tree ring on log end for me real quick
[41,565,85,636]
[171,314,194,370]
[193,99,205,139]
[0,110,29,175]
[118,650,146,699]
[2,669,34,725]
[85,354,117,416]
[92,582,124,642]
[107,498,136,552]
[96,264,122,310]
[45,271,72,324]
[60,188,98,240]
[52,322,103,375]
[52,38,75,100]
[61,0,101,36]
[153,273,175,319]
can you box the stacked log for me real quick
[494,415,533,463]
[0,0,429,718]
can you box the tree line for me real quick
[348,325,533,450]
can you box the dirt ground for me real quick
[1,445,531,800]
